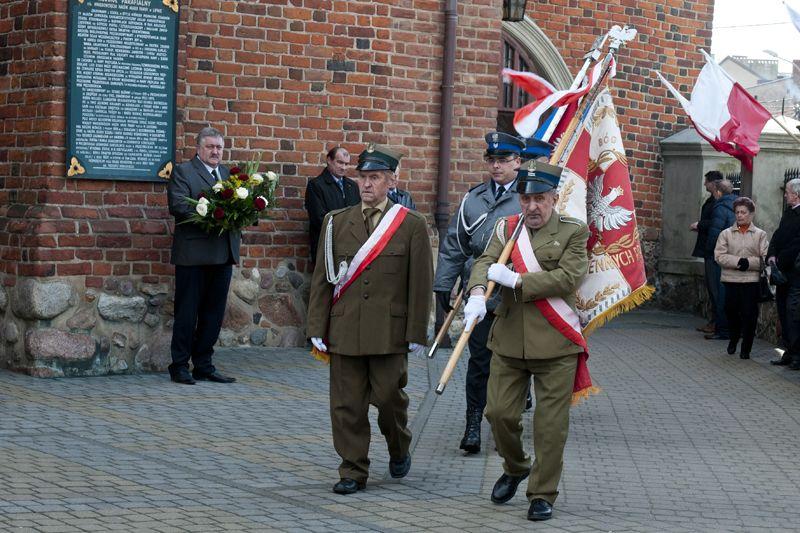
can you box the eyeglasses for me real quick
[483,155,517,164]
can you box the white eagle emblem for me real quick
[587,174,634,231]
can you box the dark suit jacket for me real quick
[304,168,361,262]
[692,194,715,258]
[168,156,241,266]
[307,202,433,355]
[389,188,416,210]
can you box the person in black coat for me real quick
[767,178,800,368]
[690,170,723,333]
[704,178,736,340]
[166,127,238,385]
[304,147,360,261]
[387,163,416,210]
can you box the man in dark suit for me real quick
[166,127,238,385]
[387,163,416,209]
[304,147,360,261]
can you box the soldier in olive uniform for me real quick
[464,161,589,521]
[307,145,433,495]
[434,132,548,454]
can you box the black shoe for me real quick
[192,370,236,383]
[790,359,800,371]
[727,339,738,355]
[770,354,791,366]
[332,478,366,494]
[491,472,529,504]
[527,498,553,521]
[740,353,750,359]
[705,333,730,340]
[170,367,196,385]
[459,407,482,454]
[389,455,411,478]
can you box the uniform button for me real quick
[364,279,370,285]
[363,293,369,299]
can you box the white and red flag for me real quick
[503,57,616,138]
[656,50,771,171]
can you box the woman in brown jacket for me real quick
[714,197,769,358]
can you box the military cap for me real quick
[356,143,403,172]
[484,131,525,156]
[520,138,555,161]
[516,160,563,194]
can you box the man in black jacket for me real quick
[166,127,238,385]
[767,178,800,368]
[690,170,723,333]
[704,179,736,341]
[305,147,360,261]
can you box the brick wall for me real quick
[0,0,713,375]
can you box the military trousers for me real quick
[329,353,411,483]
[466,311,495,411]
[485,353,578,504]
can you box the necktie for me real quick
[494,185,504,202]
[388,190,398,203]
[363,208,380,235]
[211,168,220,181]
[335,177,344,197]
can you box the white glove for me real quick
[408,343,426,358]
[487,263,520,289]
[463,295,487,330]
[311,337,328,353]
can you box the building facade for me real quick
[0,0,714,376]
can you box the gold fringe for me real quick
[582,284,655,337]
[310,346,330,364]
[571,386,602,406]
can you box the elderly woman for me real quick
[714,197,769,358]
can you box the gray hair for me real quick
[787,178,800,196]
[196,127,224,146]
[711,179,733,195]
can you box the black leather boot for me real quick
[740,337,753,359]
[459,407,482,454]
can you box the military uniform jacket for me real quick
[434,180,520,310]
[468,213,589,359]
[168,157,240,266]
[307,202,434,356]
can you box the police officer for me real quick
[433,131,525,453]
[464,160,589,521]
[307,144,433,494]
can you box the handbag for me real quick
[758,260,775,303]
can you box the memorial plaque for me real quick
[67,0,179,182]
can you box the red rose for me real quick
[229,166,242,175]
[213,207,225,220]
[221,188,234,199]
[198,191,207,200]
[254,196,267,211]
[238,173,249,181]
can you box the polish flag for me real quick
[503,57,615,138]
[656,50,771,171]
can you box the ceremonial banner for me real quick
[553,90,653,334]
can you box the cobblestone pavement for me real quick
[1,309,799,532]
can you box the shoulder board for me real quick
[559,215,586,227]
[327,206,353,218]
[467,181,488,194]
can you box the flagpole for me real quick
[540,27,616,142]
[769,114,800,146]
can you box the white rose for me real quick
[266,170,279,182]
[195,202,209,217]
[198,197,210,204]
[250,173,264,184]
[235,187,249,199]
[212,182,224,192]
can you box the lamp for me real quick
[502,0,527,22]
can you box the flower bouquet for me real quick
[181,157,279,235]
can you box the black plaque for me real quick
[67,0,179,182]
